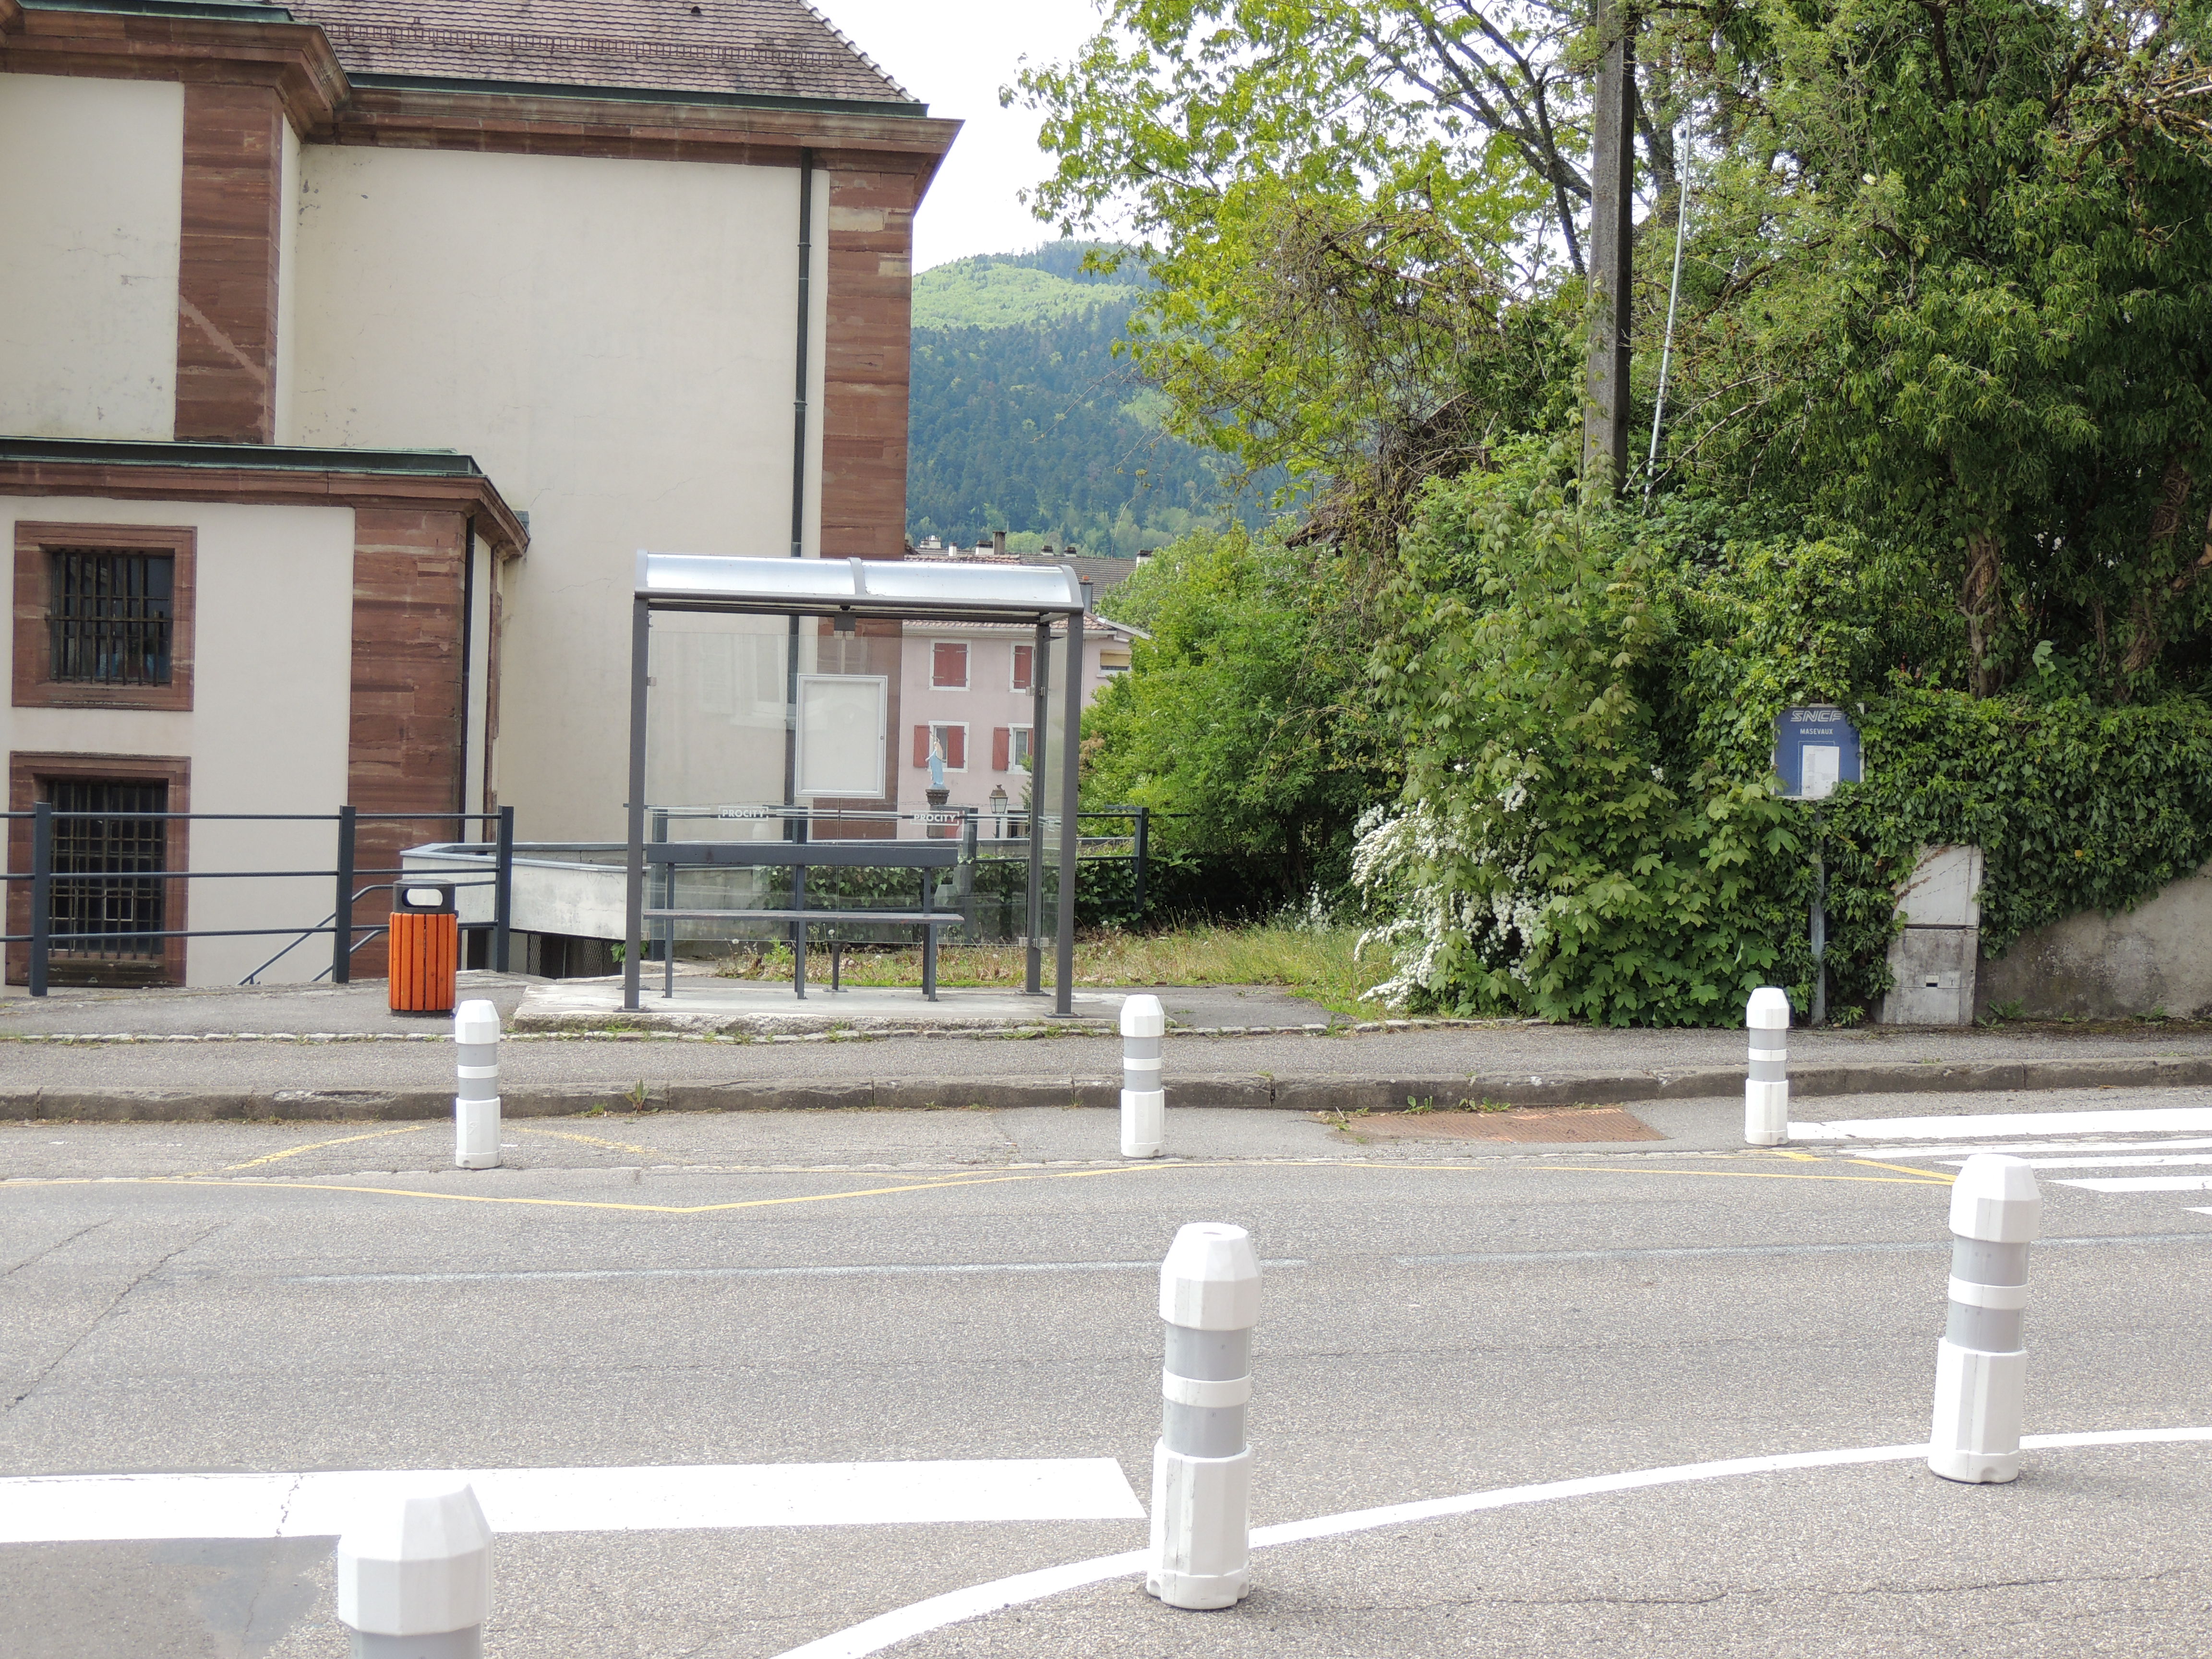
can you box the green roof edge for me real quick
[0,435,488,478]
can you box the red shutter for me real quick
[945,726,965,769]
[1012,644,1033,692]
[913,725,929,768]
[992,727,1010,771]
[933,641,968,688]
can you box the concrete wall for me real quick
[1,496,356,986]
[0,74,182,440]
[1978,865,2212,1020]
[289,144,828,842]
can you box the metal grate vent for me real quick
[48,549,174,685]
[48,779,168,961]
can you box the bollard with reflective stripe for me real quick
[337,1479,493,1658]
[1744,986,1791,1146]
[1147,1222,1258,1610]
[1121,993,1166,1159]
[1929,1152,2041,1484]
[453,999,501,1171]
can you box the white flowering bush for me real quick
[1356,443,1802,1024]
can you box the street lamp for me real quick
[988,784,1008,838]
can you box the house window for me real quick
[991,726,1035,772]
[50,550,174,685]
[932,642,968,688]
[7,753,191,988]
[48,777,168,963]
[1011,643,1034,693]
[13,522,196,711]
[912,723,967,771]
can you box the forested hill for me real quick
[905,243,1278,553]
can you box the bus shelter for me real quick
[622,552,1090,1014]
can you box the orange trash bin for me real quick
[388,879,460,1015]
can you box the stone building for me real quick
[0,0,954,982]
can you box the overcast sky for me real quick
[810,0,1110,272]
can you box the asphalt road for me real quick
[5,1086,2211,1656]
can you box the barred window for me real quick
[47,777,168,963]
[48,549,174,685]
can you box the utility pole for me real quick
[1583,0,1635,492]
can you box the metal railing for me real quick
[2,805,514,997]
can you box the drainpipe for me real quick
[457,518,475,833]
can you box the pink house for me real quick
[897,615,1140,824]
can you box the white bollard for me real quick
[1744,986,1791,1146]
[453,999,501,1171]
[337,1479,493,1658]
[1147,1222,1258,1610]
[1121,993,1166,1158]
[1929,1152,2041,1484]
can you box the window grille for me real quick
[48,549,174,685]
[47,778,168,962]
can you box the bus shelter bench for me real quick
[643,839,968,1000]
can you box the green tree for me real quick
[1354,443,1802,1022]
[1665,0,2212,694]
[1085,528,1392,902]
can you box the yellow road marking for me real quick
[1393,1163,1954,1187]
[6,1154,1951,1215]
[11,1161,1189,1215]
[509,1126,664,1158]
[220,1126,428,1172]
[1843,1156,1958,1183]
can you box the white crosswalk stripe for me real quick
[1804,1107,2212,1222]
[1939,1155,2212,1171]
[1791,1107,2212,1142]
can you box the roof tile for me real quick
[289,0,915,105]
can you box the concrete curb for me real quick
[10,1055,2212,1124]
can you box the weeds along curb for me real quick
[8,1055,2212,1123]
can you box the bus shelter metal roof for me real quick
[634,551,1087,624]
[623,551,1090,1014]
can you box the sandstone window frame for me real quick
[6,751,192,987]
[13,521,197,712]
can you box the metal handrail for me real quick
[3,804,515,996]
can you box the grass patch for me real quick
[714,924,1395,1017]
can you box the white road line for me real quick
[1854,1138,2212,1159]
[766,1428,2212,1659]
[1792,1108,2212,1142]
[0,1459,1144,1545]
[1941,1155,2212,1171]
[285,1260,1307,1287]
[2051,1175,2212,1193]
[1401,1231,2212,1268]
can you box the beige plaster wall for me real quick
[0,74,182,441]
[289,145,828,841]
[1,497,356,985]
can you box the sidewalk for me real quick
[4,974,2210,1122]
